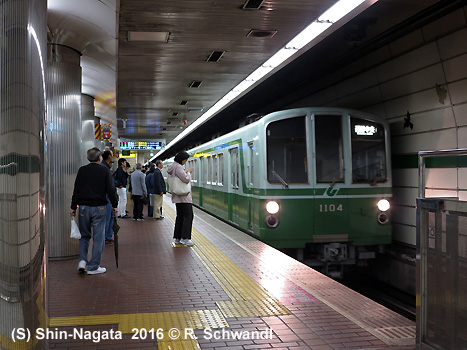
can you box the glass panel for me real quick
[350,117,387,183]
[248,142,254,186]
[218,154,224,185]
[207,156,212,183]
[230,148,239,188]
[266,116,307,184]
[213,156,218,184]
[315,114,343,183]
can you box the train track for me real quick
[341,275,416,321]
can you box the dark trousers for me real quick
[174,203,193,239]
[132,195,144,219]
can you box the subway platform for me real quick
[48,197,416,350]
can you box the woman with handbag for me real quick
[167,151,195,246]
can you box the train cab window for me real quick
[315,115,344,183]
[351,117,387,183]
[266,116,308,184]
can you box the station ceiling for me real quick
[47,0,459,159]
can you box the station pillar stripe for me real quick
[94,123,102,140]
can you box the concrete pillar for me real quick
[46,44,82,259]
[82,94,97,164]
[0,0,48,348]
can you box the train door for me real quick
[246,141,254,231]
[198,156,204,207]
[313,114,347,240]
[229,147,240,225]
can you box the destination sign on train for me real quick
[120,141,163,150]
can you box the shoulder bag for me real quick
[168,176,191,196]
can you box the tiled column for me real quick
[46,44,82,259]
[0,0,48,349]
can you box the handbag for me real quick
[70,219,81,239]
[168,176,191,196]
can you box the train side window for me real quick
[315,114,344,184]
[266,116,308,184]
[350,117,387,183]
[191,159,197,182]
[230,148,239,189]
[207,156,212,184]
[248,142,254,187]
[218,153,224,185]
[213,156,218,185]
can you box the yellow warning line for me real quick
[48,203,289,350]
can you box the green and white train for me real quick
[167,107,392,268]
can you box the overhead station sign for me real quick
[120,141,164,150]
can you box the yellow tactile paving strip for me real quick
[48,203,290,350]
[50,309,229,332]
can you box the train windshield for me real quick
[350,117,387,183]
[266,116,308,184]
[315,114,344,184]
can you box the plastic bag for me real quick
[70,219,81,239]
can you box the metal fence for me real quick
[417,148,467,350]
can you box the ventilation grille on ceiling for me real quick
[247,29,277,38]
[189,80,203,88]
[180,100,188,105]
[206,51,225,62]
[242,0,264,9]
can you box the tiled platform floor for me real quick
[48,197,416,350]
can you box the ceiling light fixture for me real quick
[189,80,203,88]
[242,0,264,10]
[206,51,225,62]
[152,0,371,161]
[128,31,169,42]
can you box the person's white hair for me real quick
[135,163,142,169]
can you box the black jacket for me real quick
[114,166,128,187]
[153,167,166,194]
[71,162,118,210]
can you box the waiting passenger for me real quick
[153,159,166,220]
[131,163,147,221]
[70,147,118,275]
[145,165,156,217]
[101,150,115,245]
[167,151,194,246]
[115,158,130,218]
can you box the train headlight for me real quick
[377,199,390,212]
[266,201,280,214]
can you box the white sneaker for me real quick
[87,267,106,275]
[174,238,181,244]
[77,260,86,273]
[180,239,194,246]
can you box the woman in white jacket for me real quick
[167,151,194,246]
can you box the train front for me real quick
[256,108,392,271]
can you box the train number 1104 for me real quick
[319,204,343,212]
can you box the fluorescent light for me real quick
[153,0,376,161]
[319,0,365,22]
[286,22,332,50]
[233,80,256,92]
[246,65,274,82]
[263,48,297,67]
